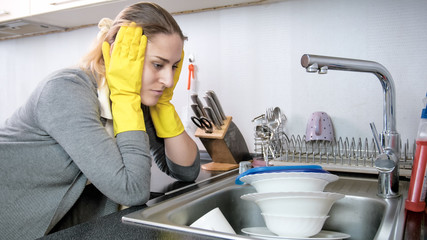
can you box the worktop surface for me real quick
[39,153,232,240]
[37,153,425,240]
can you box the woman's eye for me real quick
[153,63,163,69]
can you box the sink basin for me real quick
[123,172,408,240]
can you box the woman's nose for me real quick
[160,70,174,88]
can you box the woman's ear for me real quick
[110,42,115,55]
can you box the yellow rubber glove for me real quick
[102,23,146,136]
[149,51,185,138]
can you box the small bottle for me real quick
[405,92,427,212]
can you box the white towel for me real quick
[97,78,114,137]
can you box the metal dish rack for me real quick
[253,116,414,177]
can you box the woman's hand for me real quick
[102,23,147,136]
[149,51,198,166]
[149,51,185,138]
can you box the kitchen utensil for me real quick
[191,94,208,118]
[255,125,271,139]
[204,106,222,130]
[305,112,335,142]
[206,90,227,120]
[273,107,282,127]
[191,104,203,118]
[262,144,275,167]
[255,124,275,165]
[204,96,224,125]
[190,207,236,234]
[241,227,351,240]
[263,108,281,166]
[265,107,280,140]
[191,116,213,134]
[261,213,328,238]
[235,165,324,185]
[240,172,339,193]
[239,161,252,174]
[252,114,265,123]
[241,191,344,216]
[187,54,195,90]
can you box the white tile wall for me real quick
[1,0,426,152]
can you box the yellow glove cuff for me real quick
[150,103,184,138]
[111,95,145,135]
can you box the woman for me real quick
[0,2,200,239]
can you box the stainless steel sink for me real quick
[122,173,409,240]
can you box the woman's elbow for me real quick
[106,176,151,206]
[117,188,150,206]
[173,161,201,182]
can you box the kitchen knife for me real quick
[204,106,222,130]
[206,90,227,120]
[190,93,208,118]
[203,96,224,125]
[190,103,203,118]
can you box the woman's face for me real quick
[141,33,183,106]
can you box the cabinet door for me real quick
[0,0,31,22]
[30,0,115,15]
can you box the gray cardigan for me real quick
[0,68,200,239]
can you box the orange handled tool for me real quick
[188,63,194,90]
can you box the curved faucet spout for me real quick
[301,54,400,198]
[301,54,396,133]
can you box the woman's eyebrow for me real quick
[153,56,181,65]
[153,56,169,63]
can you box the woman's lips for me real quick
[152,89,163,96]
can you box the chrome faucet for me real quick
[300,54,400,198]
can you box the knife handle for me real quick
[206,90,227,121]
[204,106,222,130]
[204,96,224,125]
[190,104,203,118]
[190,94,208,118]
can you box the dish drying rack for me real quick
[252,112,415,178]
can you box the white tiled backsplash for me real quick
[1,0,426,152]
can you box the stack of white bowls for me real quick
[238,166,344,238]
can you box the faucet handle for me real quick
[369,122,383,154]
[375,153,396,172]
[370,122,397,172]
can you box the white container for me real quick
[190,207,236,234]
[241,191,344,217]
[261,213,329,237]
[240,172,339,193]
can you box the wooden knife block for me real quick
[195,116,246,171]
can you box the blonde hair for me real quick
[79,2,186,87]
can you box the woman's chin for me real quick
[141,98,159,107]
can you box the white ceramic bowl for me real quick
[261,213,329,238]
[240,172,339,193]
[241,191,344,217]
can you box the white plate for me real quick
[239,172,339,185]
[240,191,345,202]
[241,227,351,240]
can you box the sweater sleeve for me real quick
[142,105,200,182]
[35,70,151,206]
